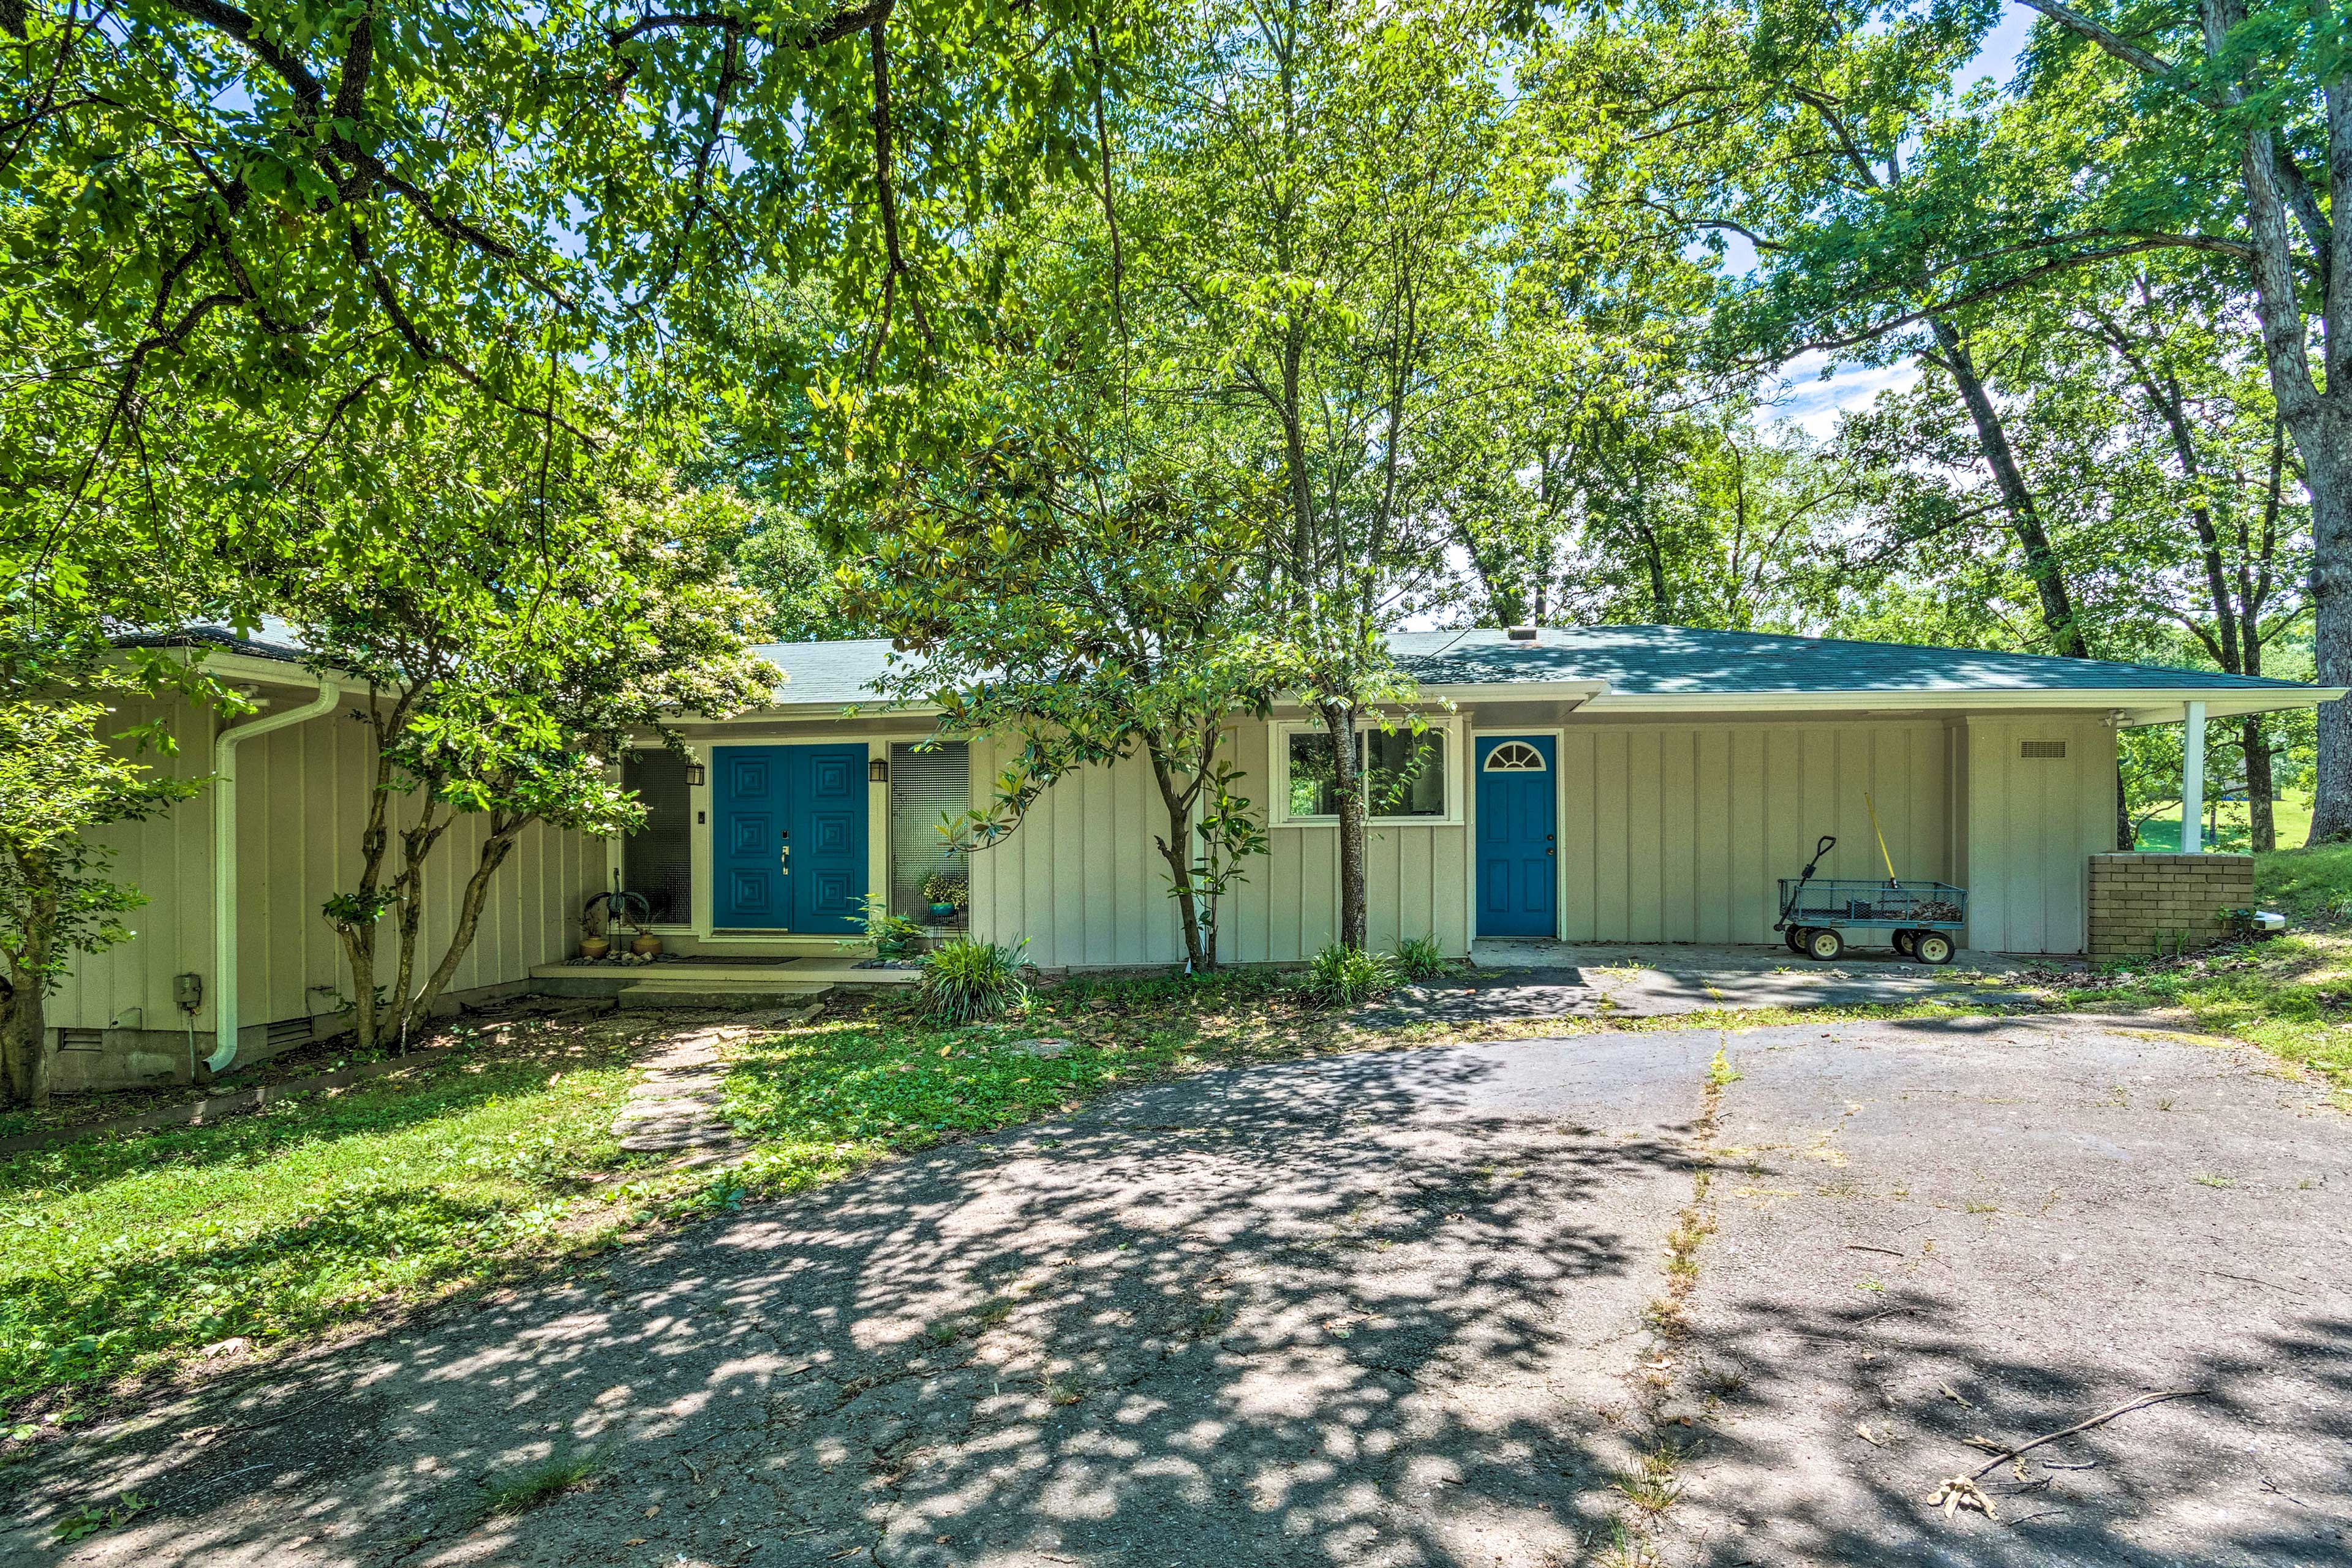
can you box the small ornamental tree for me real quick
[0,679,209,1106]
[276,415,773,1052]
[864,429,1281,970]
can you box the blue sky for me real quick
[1771,2,2037,437]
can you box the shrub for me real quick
[845,894,926,960]
[921,869,970,908]
[1299,943,1398,1008]
[919,937,1031,1023]
[1396,935,1447,980]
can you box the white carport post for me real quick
[2181,699,2207,854]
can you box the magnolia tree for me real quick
[273,413,772,1052]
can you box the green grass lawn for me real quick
[2059,839,2352,1093]
[2133,788,2316,853]
[0,1017,652,1415]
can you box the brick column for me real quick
[2086,853,2256,958]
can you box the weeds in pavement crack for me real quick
[1615,1042,1733,1559]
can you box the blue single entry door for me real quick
[713,744,869,933]
[1476,734,1557,938]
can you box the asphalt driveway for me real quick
[4,1017,2345,1567]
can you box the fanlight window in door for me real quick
[1483,741,1548,772]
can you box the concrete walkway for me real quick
[1408,940,2043,1023]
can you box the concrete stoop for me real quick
[616,977,835,1010]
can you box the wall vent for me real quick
[2019,740,2067,760]
[265,1016,314,1050]
[56,1028,105,1053]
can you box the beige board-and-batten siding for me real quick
[1555,713,2113,953]
[1953,714,2118,956]
[961,723,1468,970]
[963,709,2116,965]
[1556,718,1952,944]
[49,692,605,1077]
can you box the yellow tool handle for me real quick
[1864,793,1898,881]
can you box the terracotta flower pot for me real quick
[579,936,610,960]
[631,933,663,957]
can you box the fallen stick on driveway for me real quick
[1926,1389,2211,1521]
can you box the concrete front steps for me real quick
[529,957,921,1011]
[617,976,833,1010]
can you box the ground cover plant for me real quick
[0,1012,657,1411]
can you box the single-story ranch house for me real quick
[45,625,2339,1090]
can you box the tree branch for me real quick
[2012,0,2176,76]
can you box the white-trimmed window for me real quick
[1273,718,1460,826]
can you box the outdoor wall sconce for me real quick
[685,761,707,787]
[869,758,890,783]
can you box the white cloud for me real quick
[1768,353,1921,439]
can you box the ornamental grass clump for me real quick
[1396,934,1447,980]
[918,937,1031,1023]
[1300,943,1398,1008]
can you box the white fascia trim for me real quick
[1579,687,2343,720]
[1414,680,1611,705]
[683,702,943,726]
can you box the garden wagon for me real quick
[1772,834,1969,965]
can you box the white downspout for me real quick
[210,676,342,1075]
[2181,699,2206,856]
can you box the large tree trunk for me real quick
[2242,715,2278,852]
[2307,433,2352,842]
[1318,699,1368,951]
[1931,319,2089,660]
[1933,318,2132,846]
[1,957,48,1108]
[1,882,56,1106]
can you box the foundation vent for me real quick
[265,1016,314,1050]
[2019,740,2067,760]
[56,1028,105,1053]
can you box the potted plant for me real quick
[581,876,650,962]
[922,869,968,922]
[630,921,663,958]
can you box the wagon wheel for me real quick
[1892,928,1917,959]
[1784,926,1808,954]
[1804,927,1844,962]
[1914,931,1954,966]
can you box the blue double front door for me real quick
[1476,734,1557,938]
[713,745,869,933]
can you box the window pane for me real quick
[1288,732,1342,817]
[1366,729,1446,816]
[621,751,695,924]
[1287,728,1446,818]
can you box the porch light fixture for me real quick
[685,761,707,787]
[869,758,890,783]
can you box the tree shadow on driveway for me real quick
[3,1033,1722,1568]
[1651,1016,2352,1568]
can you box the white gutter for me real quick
[209,675,342,1075]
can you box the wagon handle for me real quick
[1803,834,1836,878]
[1776,835,1838,929]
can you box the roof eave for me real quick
[1574,687,2341,722]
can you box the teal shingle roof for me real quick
[1385,627,2319,696]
